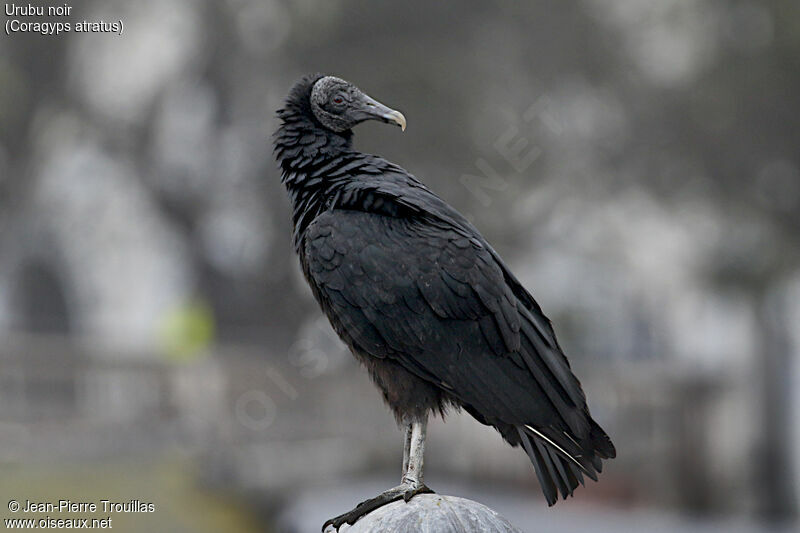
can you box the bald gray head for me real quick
[310,76,406,133]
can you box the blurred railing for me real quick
[0,333,756,514]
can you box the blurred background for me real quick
[1,0,799,531]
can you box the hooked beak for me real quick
[359,94,406,131]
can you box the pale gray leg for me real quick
[323,414,433,532]
[402,416,427,485]
[401,421,413,477]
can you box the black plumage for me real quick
[274,74,615,511]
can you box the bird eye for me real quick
[333,96,344,104]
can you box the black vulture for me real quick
[273,74,616,531]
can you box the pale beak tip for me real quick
[385,110,407,132]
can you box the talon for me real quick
[321,482,435,530]
[322,512,356,532]
[321,505,368,531]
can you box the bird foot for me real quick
[321,481,434,531]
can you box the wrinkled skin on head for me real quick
[310,76,406,133]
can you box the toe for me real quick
[402,483,435,502]
[321,515,347,532]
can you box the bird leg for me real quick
[322,416,434,532]
[402,415,427,486]
[401,420,413,475]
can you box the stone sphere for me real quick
[342,494,522,533]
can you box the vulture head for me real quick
[309,75,406,133]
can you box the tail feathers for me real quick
[590,419,617,459]
[517,424,613,506]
